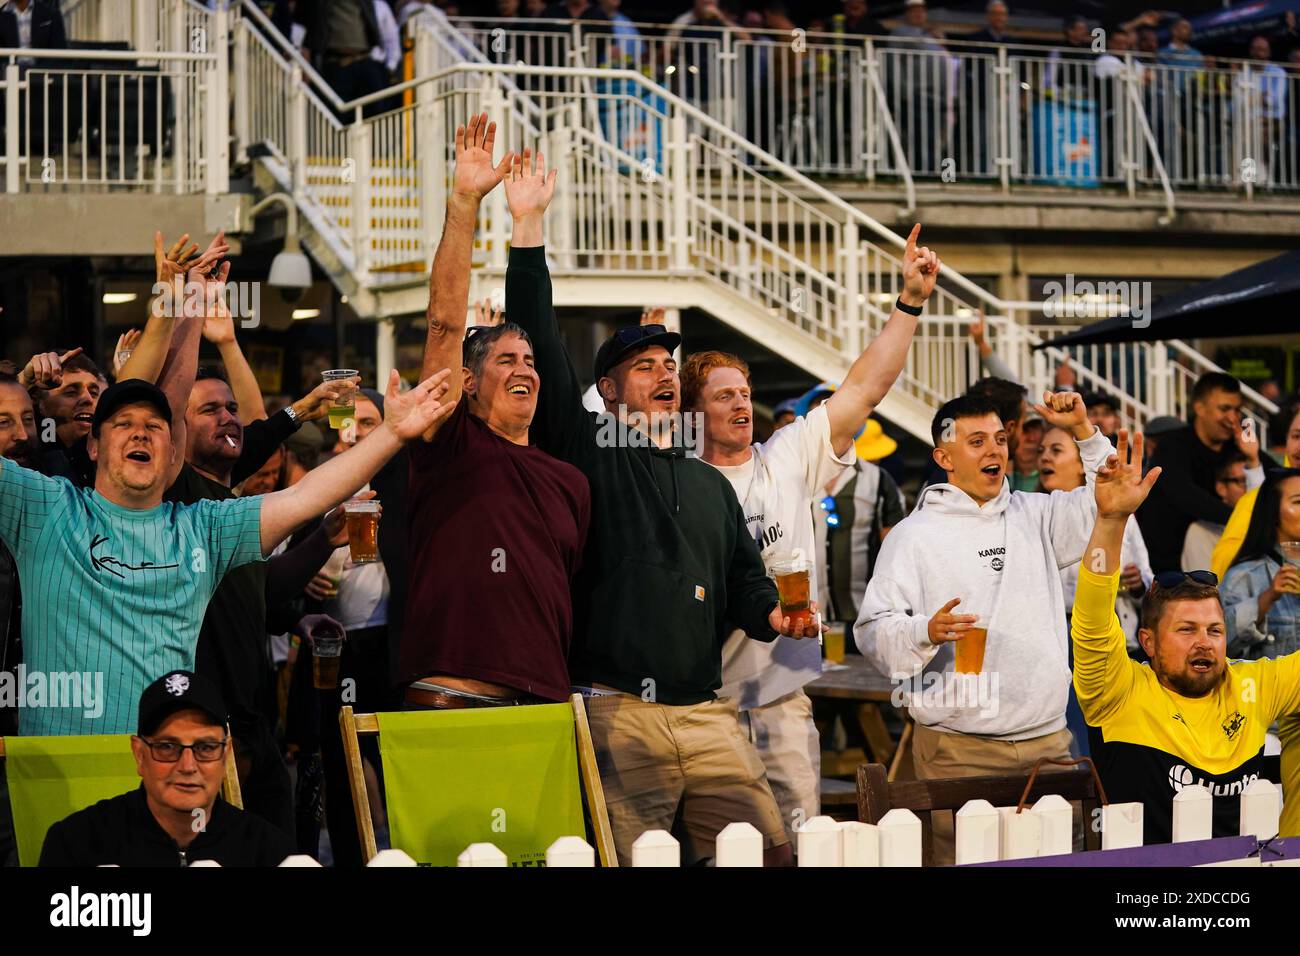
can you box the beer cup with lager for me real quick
[322,369,359,433]
[1280,542,1300,593]
[345,499,380,564]
[954,617,988,674]
[311,622,345,690]
[769,554,814,631]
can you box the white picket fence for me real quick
[259,777,1286,868]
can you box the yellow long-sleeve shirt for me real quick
[1072,566,1300,842]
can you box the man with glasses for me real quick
[39,670,294,866]
[678,223,938,845]
[1073,431,1300,843]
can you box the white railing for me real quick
[1,43,227,194]
[449,18,1300,205]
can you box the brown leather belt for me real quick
[404,685,530,709]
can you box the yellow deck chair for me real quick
[340,694,617,867]
[1,733,243,866]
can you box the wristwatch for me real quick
[284,405,300,426]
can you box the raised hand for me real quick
[640,306,666,327]
[19,347,84,390]
[504,148,557,222]
[112,330,142,377]
[292,375,360,423]
[1034,389,1090,437]
[900,223,940,307]
[1095,429,1160,519]
[1232,418,1261,468]
[474,297,504,327]
[153,231,199,287]
[381,368,456,442]
[452,112,512,203]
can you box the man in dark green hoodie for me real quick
[503,150,818,866]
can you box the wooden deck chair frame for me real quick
[856,760,1102,866]
[0,734,243,824]
[340,694,618,867]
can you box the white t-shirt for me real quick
[324,546,391,632]
[713,404,855,710]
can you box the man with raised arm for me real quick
[504,149,815,867]
[399,113,591,710]
[0,249,456,740]
[856,388,1113,863]
[1075,430,1300,843]
[680,224,939,844]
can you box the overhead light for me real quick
[956,307,973,317]
[340,295,349,304]
[875,293,894,303]
[102,293,138,305]
[248,192,313,303]
[665,65,676,75]
[292,308,321,320]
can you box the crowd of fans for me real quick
[1,112,1299,867]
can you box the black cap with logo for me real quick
[136,670,228,736]
[592,324,682,383]
[92,379,173,436]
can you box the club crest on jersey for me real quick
[1221,711,1245,741]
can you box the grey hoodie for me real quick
[854,429,1113,739]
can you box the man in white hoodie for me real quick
[855,388,1113,862]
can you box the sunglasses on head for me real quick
[1153,570,1218,589]
[613,324,667,344]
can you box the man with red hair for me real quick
[680,224,940,842]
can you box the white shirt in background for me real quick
[372,0,401,71]
[714,404,855,710]
[1062,514,1152,650]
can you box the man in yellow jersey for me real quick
[1073,430,1300,843]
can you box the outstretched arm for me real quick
[824,223,938,456]
[1073,430,1160,725]
[258,370,454,555]
[203,309,266,423]
[421,113,512,431]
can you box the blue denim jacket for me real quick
[1222,556,1300,659]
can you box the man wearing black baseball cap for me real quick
[39,670,293,866]
[503,149,815,866]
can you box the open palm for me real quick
[1095,429,1160,518]
[453,112,511,201]
[382,368,456,441]
[504,148,557,220]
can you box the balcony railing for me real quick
[450,17,1300,209]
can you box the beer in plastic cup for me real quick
[954,622,988,674]
[312,630,344,690]
[770,555,813,631]
[823,622,846,663]
[1280,542,1300,593]
[322,369,358,431]
[345,499,380,564]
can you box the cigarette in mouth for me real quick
[225,435,237,448]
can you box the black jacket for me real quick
[507,246,780,705]
[0,0,67,51]
[39,786,294,867]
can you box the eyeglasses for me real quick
[1152,570,1218,589]
[138,737,228,762]
[820,495,840,528]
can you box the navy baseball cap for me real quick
[92,378,172,436]
[593,324,682,382]
[137,670,228,736]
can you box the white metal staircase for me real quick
[44,0,1281,445]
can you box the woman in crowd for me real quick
[1222,468,1300,659]
[1038,424,1152,652]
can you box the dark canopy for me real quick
[1038,250,1300,349]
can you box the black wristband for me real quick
[894,296,923,316]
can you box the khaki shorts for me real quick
[737,688,821,845]
[584,694,789,865]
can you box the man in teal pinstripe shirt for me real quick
[0,365,454,737]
